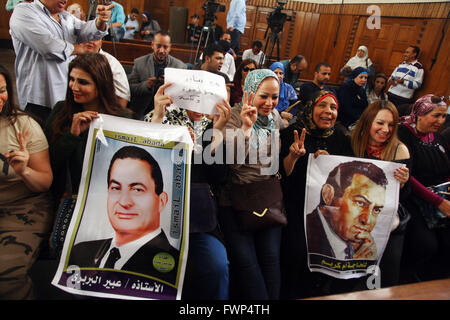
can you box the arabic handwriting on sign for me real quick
[177,95,200,104]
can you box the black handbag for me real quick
[394,202,411,234]
[419,182,450,229]
[231,175,287,232]
[189,183,218,233]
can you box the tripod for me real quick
[193,24,216,65]
[261,27,281,67]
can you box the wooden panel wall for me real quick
[0,0,448,96]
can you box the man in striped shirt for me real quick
[387,45,424,107]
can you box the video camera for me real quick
[202,0,226,27]
[267,0,292,34]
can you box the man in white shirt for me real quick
[123,7,139,39]
[218,39,236,82]
[242,40,265,67]
[81,39,131,108]
[9,0,113,122]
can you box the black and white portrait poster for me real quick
[52,114,192,300]
[304,154,404,279]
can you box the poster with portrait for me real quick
[52,114,193,300]
[304,154,404,279]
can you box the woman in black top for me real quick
[397,94,450,282]
[279,90,353,299]
[337,67,369,129]
[351,100,411,287]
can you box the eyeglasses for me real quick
[243,67,255,72]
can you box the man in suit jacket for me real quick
[128,30,187,119]
[306,161,388,261]
[69,146,179,285]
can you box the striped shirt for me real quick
[388,60,424,99]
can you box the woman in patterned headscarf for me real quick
[398,94,450,282]
[219,69,286,299]
[279,90,354,299]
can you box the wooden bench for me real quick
[304,278,450,300]
[102,40,200,66]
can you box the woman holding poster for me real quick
[45,53,131,204]
[279,90,353,299]
[350,100,411,287]
[145,82,232,300]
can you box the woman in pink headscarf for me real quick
[398,94,450,283]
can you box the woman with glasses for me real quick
[230,59,257,106]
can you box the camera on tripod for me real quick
[202,0,226,27]
[267,0,292,34]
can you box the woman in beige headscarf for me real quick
[341,45,374,78]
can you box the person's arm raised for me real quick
[283,128,306,176]
[3,131,52,192]
[151,83,173,123]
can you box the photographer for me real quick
[128,30,186,119]
[226,0,247,53]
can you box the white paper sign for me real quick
[164,68,228,115]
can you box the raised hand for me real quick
[289,128,306,159]
[4,131,30,176]
[152,82,173,122]
[240,91,257,131]
[96,1,115,30]
[70,111,99,136]
[213,99,231,131]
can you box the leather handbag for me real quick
[231,175,287,232]
[419,182,450,229]
[189,183,218,233]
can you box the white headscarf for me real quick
[346,45,373,70]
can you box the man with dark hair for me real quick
[123,7,140,40]
[199,44,231,100]
[186,13,201,44]
[69,146,179,285]
[218,39,236,81]
[306,160,388,260]
[387,45,424,107]
[281,55,308,87]
[242,40,265,67]
[298,62,334,103]
[128,30,186,119]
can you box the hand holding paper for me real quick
[152,83,174,123]
[163,68,228,115]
